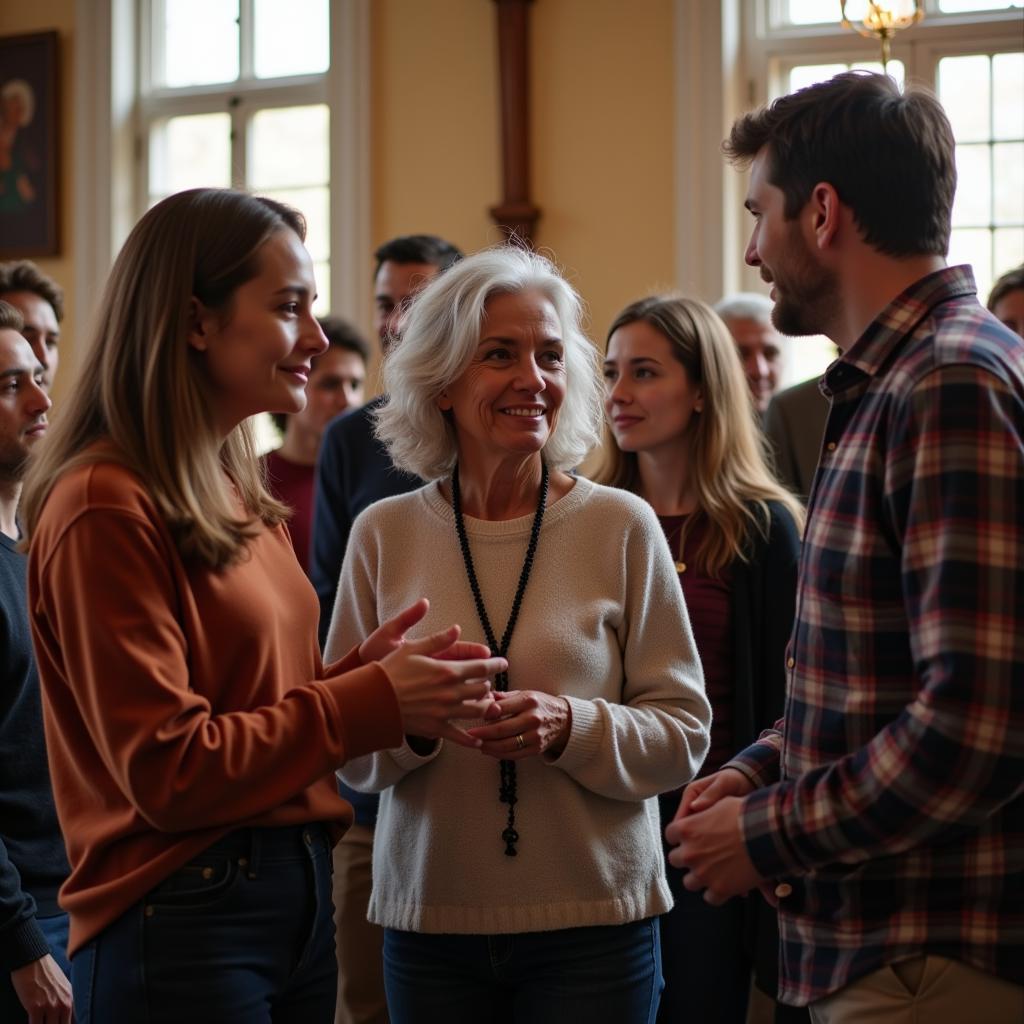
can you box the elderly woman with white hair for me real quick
[327,246,711,1024]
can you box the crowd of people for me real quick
[1,70,1022,1024]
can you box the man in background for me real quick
[0,261,63,395]
[0,300,71,1023]
[714,291,786,415]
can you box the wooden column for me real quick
[490,0,540,246]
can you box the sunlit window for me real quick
[139,0,332,314]
[746,0,1023,381]
[940,52,1024,298]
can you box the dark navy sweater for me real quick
[1,531,70,971]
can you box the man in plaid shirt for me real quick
[666,72,1023,1023]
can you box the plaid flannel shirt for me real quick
[728,266,1024,1007]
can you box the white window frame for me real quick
[673,0,1024,302]
[72,0,371,372]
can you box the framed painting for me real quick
[0,31,59,257]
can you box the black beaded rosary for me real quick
[451,460,549,856]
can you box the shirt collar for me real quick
[825,265,977,393]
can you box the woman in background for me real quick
[266,316,369,573]
[598,294,806,1024]
[20,187,503,1023]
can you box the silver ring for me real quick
[514,733,526,751]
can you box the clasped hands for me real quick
[356,599,569,758]
[663,768,767,906]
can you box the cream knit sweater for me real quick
[330,476,710,935]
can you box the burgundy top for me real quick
[264,450,316,575]
[659,513,734,776]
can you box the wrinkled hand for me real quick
[674,767,755,821]
[379,622,503,749]
[467,689,572,760]
[665,795,762,905]
[11,953,72,1023]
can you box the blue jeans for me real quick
[72,824,337,1023]
[0,911,70,1023]
[383,917,662,1024]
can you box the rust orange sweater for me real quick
[27,457,402,955]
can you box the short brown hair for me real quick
[987,264,1024,312]
[725,71,956,258]
[0,299,25,333]
[0,260,64,322]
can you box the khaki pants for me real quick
[333,823,388,1024]
[809,956,1023,1024]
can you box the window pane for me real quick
[787,0,922,25]
[949,227,993,288]
[952,144,992,226]
[254,0,329,79]
[161,0,239,87]
[250,105,329,189]
[785,0,835,24]
[939,55,991,142]
[258,186,329,261]
[150,113,232,198]
[993,52,1024,141]
[993,142,1024,222]
[939,1,1022,11]
[993,228,1024,285]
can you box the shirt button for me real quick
[775,883,793,899]
[826,441,837,452]
[201,866,214,880]
[787,657,795,669]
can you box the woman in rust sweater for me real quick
[19,188,504,1023]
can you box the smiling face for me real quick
[744,147,840,339]
[603,318,703,457]
[0,327,51,483]
[189,228,328,437]
[438,288,566,470]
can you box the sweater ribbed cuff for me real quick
[546,696,603,773]
[0,916,50,972]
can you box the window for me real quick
[736,0,1024,380]
[138,0,332,313]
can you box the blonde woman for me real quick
[599,295,806,1024]
[20,188,504,1023]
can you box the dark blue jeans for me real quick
[72,824,337,1023]
[383,917,662,1024]
[0,911,70,1023]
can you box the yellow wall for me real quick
[0,0,76,406]
[2,0,679,397]
[372,0,677,346]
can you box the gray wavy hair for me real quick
[375,245,604,481]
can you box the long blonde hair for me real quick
[595,294,804,575]
[21,188,303,568]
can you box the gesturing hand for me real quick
[467,689,572,760]
[379,622,504,750]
